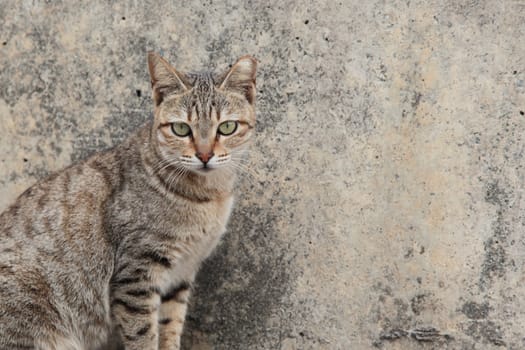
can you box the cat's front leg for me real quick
[111,275,161,350]
[158,283,191,350]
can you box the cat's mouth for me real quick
[197,164,216,173]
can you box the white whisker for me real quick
[227,162,259,187]
[150,157,181,174]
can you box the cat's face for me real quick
[148,53,256,176]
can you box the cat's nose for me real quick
[196,150,214,164]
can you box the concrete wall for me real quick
[1,0,524,349]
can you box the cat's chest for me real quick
[153,196,234,292]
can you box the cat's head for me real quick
[147,52,256,177]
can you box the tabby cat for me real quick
[0,52,257,350]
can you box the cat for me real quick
[0,52,257,350]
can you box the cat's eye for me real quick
[171,122,191,137]
[218,121,238,136]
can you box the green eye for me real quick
[171,122,191,137]
[218,121,238,136]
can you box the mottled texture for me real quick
[0,0,524,349]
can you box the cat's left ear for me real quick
[219,56,257,105]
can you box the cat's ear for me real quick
[219,55,257,105]
[147,52,190,106]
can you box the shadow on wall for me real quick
[182,203,293,349]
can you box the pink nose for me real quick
[196,151,214,163]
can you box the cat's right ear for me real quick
[219,55,257,105]
[147,52,190,106]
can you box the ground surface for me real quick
[1,1,525,349]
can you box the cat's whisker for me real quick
[229,156,253,164]
[166,165,187,191]
[157,158,182,171]
[150,156,175,170]
[229,159,260,178]
[229,152,252,161]
[231,148,252,154]
[149,157,181,175]
[174,167,188,185]
[160,163,182,189]
[226,163,259,187]
[231,166,259,182]
[238,165,261,181]
[229,168,258,188]
[229,153,252,161]
[160,166,189,221]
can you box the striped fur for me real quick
[0,53,257,350]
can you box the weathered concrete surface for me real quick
[1,0,525,349]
